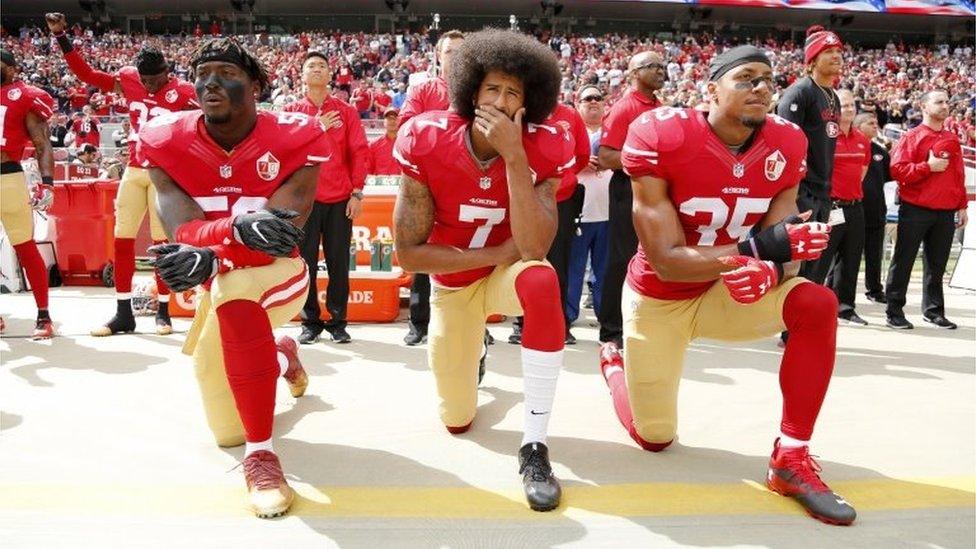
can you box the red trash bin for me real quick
[47,179,118,286]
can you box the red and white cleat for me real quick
[32,318,55,340]
[242,450,294,519]
[276,335,308,398]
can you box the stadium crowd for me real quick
[1,24,973,148]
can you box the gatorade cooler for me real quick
[47,179,118,286]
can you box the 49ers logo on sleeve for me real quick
[826,121,840,138]
[256,151,281,181]
[7,88,22,101]
[165,89,178,103]
[764,150,786,181]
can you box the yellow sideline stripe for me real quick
[1,477,972,519]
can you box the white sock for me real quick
[520,347,562,447]
[277,351,288,377]
[244,438,274,457]
[779,433,808,448]
[157,294,170,303]
[116,292,132,300]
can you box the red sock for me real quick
[215,299,278,442]
[603,364,670,451]
[515,266,564,352]
[780,283,838,441]
[151,240,172,297]
[13,241,48,310]
[114,237,136,295]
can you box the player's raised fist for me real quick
[45,13,67,34]
[232,208,304,257]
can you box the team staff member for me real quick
[596,50,664,355]
[508,101,589,345]
[814,89,870,325]
[885,90,968,330]
[284,51,369,345]
[855,112,891,304]
[47,12,199,337]
[776,25,844,285]
[0,48,56,339]
[399,29,464,346]
[367,107,401,176]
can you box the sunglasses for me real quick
[580,94,604,103]
[633,62,665,72]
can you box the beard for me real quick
[741,114,766,129]
[204,111,232,124]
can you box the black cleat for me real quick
[91,309,136,337]
[478,335,488,386]
[155,301,173,335]
[297,325,323,345]
[518,442,561,512]
[508,322,522,345]
[838,311,868,326]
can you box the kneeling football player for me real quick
[141,38,330,518]
[603,46,855,525]
[393,29,575,512]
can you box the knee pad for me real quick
[784,282,838,331]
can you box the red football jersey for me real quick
[398,77,449,126]
[138,110,332,220]
[1,81,55,160]
[622,107,809,300]
[71,117,100,147]
[118,67,199,166]
[394,111,576,288]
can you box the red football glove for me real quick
[786,218,830,261]
[719,256,782,305]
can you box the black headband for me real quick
[0,49,16,68]
[137,58,168,76]
[709,45,770,82]
[192,41,249,72]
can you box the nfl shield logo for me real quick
[256,152,280,181]
[165,89,178,103]
[765,150,787,181]
[220,165,232,179]
[732,163,745,178]
[479,176,492,190]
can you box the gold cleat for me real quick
[242,450,294,519]
[276,336,308,398]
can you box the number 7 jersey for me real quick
[622,107,808,300]
[394,111,576,288]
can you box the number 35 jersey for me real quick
[394,111,576,288]
[622,107,808,300]
[138,110,331,219]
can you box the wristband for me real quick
[41,176,54,186]
[209,243,276,273]
[175,217,235,248]
[55,32,73,53]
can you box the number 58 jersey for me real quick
[394,111,575,288]
[138,110,331,219]
[622,107,808,300]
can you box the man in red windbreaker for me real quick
[284,51,369,345]
[367,107,401,176]
[885,90,968,330]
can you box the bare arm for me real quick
[25,112,54,179]
[598,145,622,170]
[632,176,806,282]
[148,167,207,239]
[393,175,517,273]
[505,152,559,260]
[266,165,320,228]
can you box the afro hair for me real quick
[449,29,562,125]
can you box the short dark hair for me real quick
[449,29,561,124]
[190,37,270,94]
[134,46,168,76]
[303,51,329,64]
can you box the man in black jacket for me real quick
[854,112,890,303]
